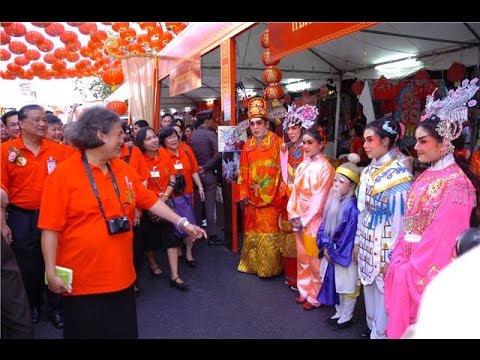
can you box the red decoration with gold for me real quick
[106,101,128,116]
[264,83,284,100]
[373,75,400,100]
[260,29,270,49]
[262,66,282,83]
[261,49,280,67]
[102,67,124,90]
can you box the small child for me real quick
[317,153,361,329]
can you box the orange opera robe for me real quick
[287,153,335,306]
[237,130,286,277]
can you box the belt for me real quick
[7,204,39,214]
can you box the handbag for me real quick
[173,173,186,195]
[146,198,175,223]
[147,176,176,223]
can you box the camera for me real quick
[106,216,131,235]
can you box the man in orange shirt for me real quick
[1,104,67,329]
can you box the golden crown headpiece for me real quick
[247,97,268,120]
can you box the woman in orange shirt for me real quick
[38,107,206,339]
[159,127,205,267]
[135,127,189,290]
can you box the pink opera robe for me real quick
[287,153,334,305]
[385,156,476,339]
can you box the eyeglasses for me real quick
[249,120,264,127]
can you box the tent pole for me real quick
[333,73,343,159]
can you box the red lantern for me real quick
[447,62,466,84]
[106,101,128,116]
[262,66,282,84]
[44,22,65,37]
[1,31,11,45]
[25,31,44,45]
[8,41,27,55]
[0,49,11,61]
[264,83,284,100]
[102,67,125,90]
[4,23,27,37]
[260,29,269,49]
[261,49,280,66]
[373,76,400,100]
[351,80,364,96]
[25,49,41,61]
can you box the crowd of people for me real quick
[1,77,480,339]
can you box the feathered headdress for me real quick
[420,78,479,153]
[282,105,318,130]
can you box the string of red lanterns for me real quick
[0,22,188,81]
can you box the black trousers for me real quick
[1,236,33,339]
[63,285,137,339]
[194,170,218,237]
[7,205,62,316]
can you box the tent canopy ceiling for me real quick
[157,22,480,112]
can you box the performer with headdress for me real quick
[237,97,285,277]
[279,105,317,290]
[287,127,335,310]
[317,153,361,329]
[385,78,479,339]
[353,117,414,339]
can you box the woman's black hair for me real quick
[417,116,480,226]
[158,126,179,148]
[364,118,400,150]
[134,126,156,153]
[68,106,119,150]
[303,127,326,147]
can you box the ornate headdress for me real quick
[283,104,318,130]
[420,78,479,153]
[247,97,268,120]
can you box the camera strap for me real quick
[82,151,127,223]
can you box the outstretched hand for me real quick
[184,223,207,241]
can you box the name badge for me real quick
[173,161,183,170]
[150,166,160,178]
[47,156,56,174]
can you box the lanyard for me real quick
[82,151,127,222]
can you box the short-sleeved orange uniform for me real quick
[159,143,199,195]
[1,135,66,209]
[141,148,175,195]
[119,144,151,181]
[38,152,158,296]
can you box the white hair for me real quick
[323,187,354,237]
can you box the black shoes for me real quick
[148,265,164,277]
[325,317,340,326]
[208,235,227,246]
[185,258,197,268]
[169,277,188,291]
[31,307,40,324]
[49,312,64,329]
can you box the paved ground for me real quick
[34,236,367,339]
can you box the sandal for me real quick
[149,265,164,277]
[169,277,188,291]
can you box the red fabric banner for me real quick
[169,53,201,97]
[268,22,377,61]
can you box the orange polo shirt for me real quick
[1,135,66,209]
[159,143,199,195]
[141,149,175,195]
[38,152,159,296]
[60,143,78,159]
[119,144,151,181]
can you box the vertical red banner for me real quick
[268,22,377,61]
[220,38,239,253]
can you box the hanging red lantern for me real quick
[8,41,27,55]
[260,29,270,49]
[25,31,44,45]
[262,66,282,84]
[37,39,54,52]
[25,49,41,61]
[0,49,12,61]
[261,49,280,66]
[1,31,11,45]
[351,80,364,97]
[102,67,125,90]
[14,55,29,66]
[106,101,128,116]
[4,23,27,37]
[447,62,466,85]
[44,22,65,37]
[264,83,284,100]
[373,76,400,100]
